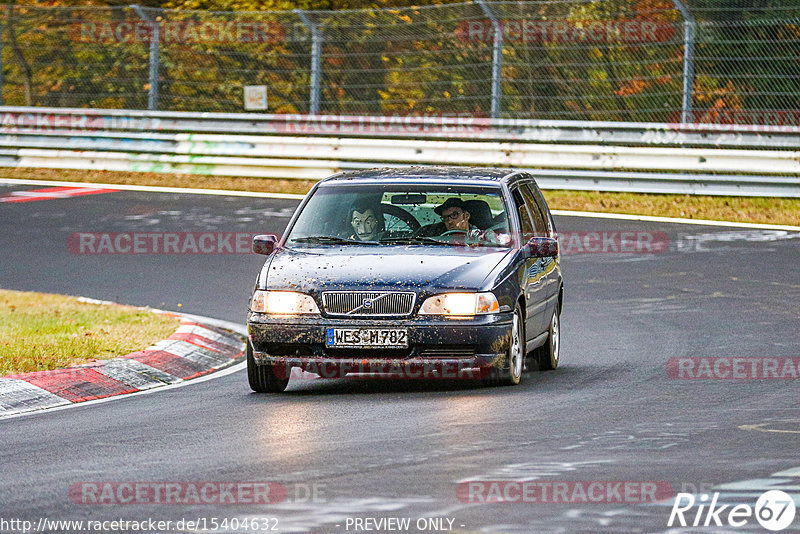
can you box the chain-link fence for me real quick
[1,1,800,124]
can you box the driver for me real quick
[348,202,385,241]
[433,198,484,241]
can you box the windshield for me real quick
[286,182,512,248]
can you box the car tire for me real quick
[537,302,561,371]
[484,303,524,386]
[247,340,290,393]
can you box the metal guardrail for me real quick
[5,106,800,148]
[0,107,798,197]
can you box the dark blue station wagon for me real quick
[247,167,563,392]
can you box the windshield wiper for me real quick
[379,236,451,246]
[291,236,378,245]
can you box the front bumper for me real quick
[247,312,513,375]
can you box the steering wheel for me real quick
[411,223,440,238]
[485,223,508,233]
[437,229,474,245]
[381,204,421,233]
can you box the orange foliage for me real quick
[615,78,651,96]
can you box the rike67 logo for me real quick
[669,490,797,531]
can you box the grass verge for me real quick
[0,288,180,376]
[544,190,800,227]
[2,167,799,226]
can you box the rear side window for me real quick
[519,184,547,235]
[524,182,555,234]
[511,188,536,242]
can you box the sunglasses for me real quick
[441,210,465,222]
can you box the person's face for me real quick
[351,209,380,240]
[441,207,469,231]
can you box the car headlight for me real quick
[419,292,500,316]
[251,290,320,315]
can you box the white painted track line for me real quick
[550,209,800,231]
[0,177,306,200]
[1,176,796,231]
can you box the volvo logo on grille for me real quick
[323,291,416,316]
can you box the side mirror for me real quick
[524,236,559,258]
[252,234,278,255]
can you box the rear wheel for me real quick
[485,303,524,386]
[537,302,561,371]
[247,340,290,393]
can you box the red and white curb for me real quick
[0,315,244,418]
[0,185,118,203]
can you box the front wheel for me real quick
[537,302,561,371]
[247,340,290,393]
[485,303,524,386]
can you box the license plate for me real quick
[326,328,408,348]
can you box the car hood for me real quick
[258,245,512,292]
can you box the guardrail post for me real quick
[294,9,321,115]
[131,4,160,111]
[672,0,695,124]
[475,0,502,119]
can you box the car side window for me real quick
[520,184,548,236]
[524,182,556,234]
[511,188,536,242]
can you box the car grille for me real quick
[322,291,416,317]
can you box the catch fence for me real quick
[1,1,799,124]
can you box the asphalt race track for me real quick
[1,183,799,533]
